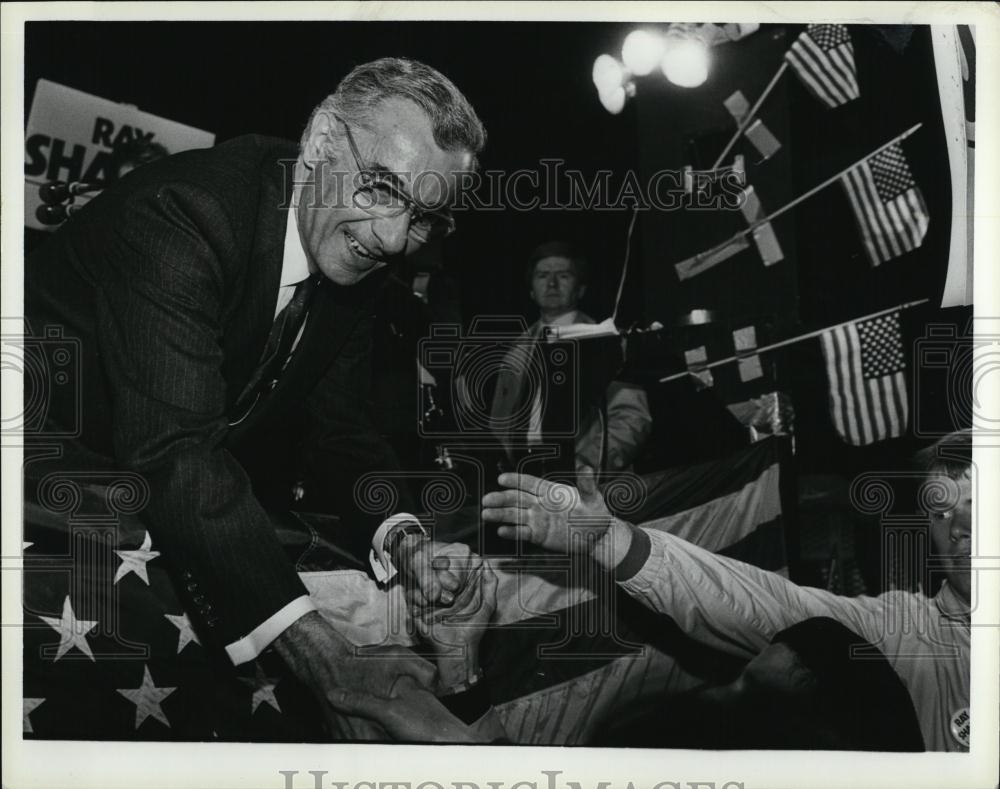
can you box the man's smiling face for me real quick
[297,98,472,286]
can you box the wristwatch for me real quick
[385,521,427,566]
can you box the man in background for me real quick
[489,240,652,475]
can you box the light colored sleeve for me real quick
[599,381,653,471]
[224,595,316,665]
[617,525,882,659]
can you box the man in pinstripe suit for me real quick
[25,57,486,737]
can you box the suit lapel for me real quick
[221,149,293,404]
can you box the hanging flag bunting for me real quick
[840,143,930,266]
[820,311,908,446]
[744,119,782,161]
[733,326,764,382]
[684,346,714,389]
[740,186,784,266]
[785,24,860,108]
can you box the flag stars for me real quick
[164,612,201,653]
[114,531,160,585]
[871,144,916,200]
[859,315,905,378]
[809,24,850,49]
[240,662,282,715]
[23,698,45,733]
[117,665,177,729]
[39,596,98,661]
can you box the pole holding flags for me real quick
[712,24,861,171]
[657,298,929,384]
[675,123,924,281]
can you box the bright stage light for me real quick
[621,29,666,77]
[660,33,710,88]
[592,54,626,94]
[598,85,627,115]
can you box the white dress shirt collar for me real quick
[281,206,312,288]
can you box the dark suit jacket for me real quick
[25,135,404,647]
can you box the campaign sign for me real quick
[24,79,215,231]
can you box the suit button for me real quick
[186,582,199,593]
[181,571,193,581]
[192,594,205,605]
[205,616,219,627]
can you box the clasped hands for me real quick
[281,471,621,740]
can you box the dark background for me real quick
[24,21,972,482]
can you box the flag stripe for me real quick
[867,378,888,439]
[835,328,858,444]
[823,329,845,440]
[785,25,859,108]
[859,165,904,259]
[820,313,909,446]
[799,35,850,104]
[841,171,882,264]
[847,324,875,444]
[839,144,930,266]
[827,45,860,96]
[786,50,835,105]
[906,189,931,242]
[850,166,892,261]
[883,198,914,251]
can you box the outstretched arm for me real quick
[483,473,883,660]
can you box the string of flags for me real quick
[678,25,932,282]
[711,24,860,169]
[661,299,927,446]
[673,123,927,280]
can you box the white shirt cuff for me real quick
[369,512,424,583]
[224,595,316,665]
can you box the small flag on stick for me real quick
[785,24,860,108]
[820,311,908,445]
[840,143,930,266]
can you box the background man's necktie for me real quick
[230,274,323,424]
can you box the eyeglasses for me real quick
[334,115,457,242]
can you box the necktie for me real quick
[230,274,322,425]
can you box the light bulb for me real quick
[592,54,625,94]
[621,29,666,77]
[660,34,710,88]
[598,85,627,115]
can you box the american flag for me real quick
[820,312,908,446]
[785,24,860,107]
[841,143,930,266]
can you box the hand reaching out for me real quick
[481,468,614,555]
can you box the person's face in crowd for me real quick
[530,256,585,320]
[298,98,472,286]
[928,468,973,605]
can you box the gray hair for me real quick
[300,57,486,168]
